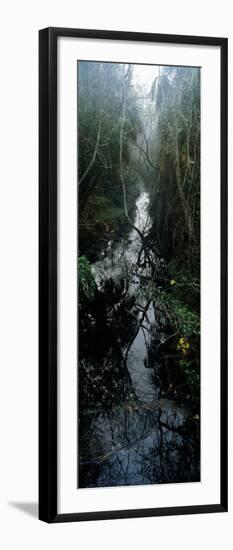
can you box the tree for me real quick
[149,66,200,275]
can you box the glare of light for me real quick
[132,64,159,94]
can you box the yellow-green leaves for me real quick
[177,337,190,355]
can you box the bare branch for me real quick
[79,116,102,186]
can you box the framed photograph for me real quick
[39,27,228,523]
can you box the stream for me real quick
[79,190,200,488]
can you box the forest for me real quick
[78,61,200,488]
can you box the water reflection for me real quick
[79,398,199,488]
[79,191,200,488]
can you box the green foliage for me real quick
[79,256,96,301]
[179,358,200,401]
[161,292,200,338]
[87,195,124,226]
[155,285,200,401]
[179,359,200,386]
[175,301,200,338]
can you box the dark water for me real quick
[78,191,200,488]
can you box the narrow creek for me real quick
[79,190,199,488]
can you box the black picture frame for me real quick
[39,27,228,523]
